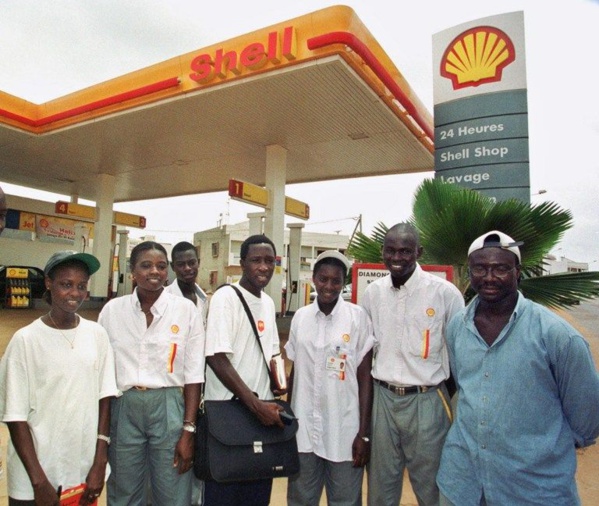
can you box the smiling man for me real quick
[362,222,464,506]
[203,234,285,506]
[437,230,599,506]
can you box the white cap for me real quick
[468,230,522,262]
[314,250,351,272]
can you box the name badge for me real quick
[326,352,346,380]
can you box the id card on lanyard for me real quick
[326,346,346,380]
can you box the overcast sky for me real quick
[1,0,598,265]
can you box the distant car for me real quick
[309,283,352,302]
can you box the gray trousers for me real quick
[367,382,452,506]
[107,388,192,506]
[288,452,364,506]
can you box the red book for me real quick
[60,484,98,506]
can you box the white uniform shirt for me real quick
[204,283,279,401]
[285,297,374,462]
[362,264,464,386]
[0,317,118,500]
[165,280,208,326]
[98,289,205,391]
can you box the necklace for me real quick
[47,312,79,349]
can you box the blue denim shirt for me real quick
[437,293,599,505]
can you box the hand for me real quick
[81,461,106,504]
[79,465,105,504]
[173,430,195,474]
[253,400,284,428]
[352,434,370,467]
[32,479,60,506]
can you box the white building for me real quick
[544,254,589,274]
[193,220,349,294]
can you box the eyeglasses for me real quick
[469,265,516,278]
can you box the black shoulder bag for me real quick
[193,284,300,482]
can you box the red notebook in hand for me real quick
[60,484,98,506]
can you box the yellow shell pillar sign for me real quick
[432,11,530,203]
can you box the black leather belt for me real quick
[374,379,440,396]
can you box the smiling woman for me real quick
[285,249,374,505]
[97,241,206,506]
[0,250,118,505]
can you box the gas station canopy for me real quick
[0,5,433,203]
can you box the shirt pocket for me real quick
[406,313,445,361]
[146,333,184,375]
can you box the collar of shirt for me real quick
[167,280,207,302]
[131,287,167,317]
[314,295,345,318]
[465,291,523,347]
[384,263,423,296]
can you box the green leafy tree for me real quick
[347,179,599,308]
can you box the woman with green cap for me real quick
[0,250,118,506]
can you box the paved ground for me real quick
[0,299,597,505]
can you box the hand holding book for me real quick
[269,354,288,395]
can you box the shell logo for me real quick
[171,325,180,334]
[426,308,436,317]
[440,26,516,90]
[257,320,265,332]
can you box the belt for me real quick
[374,379,440,396]
[130,386,182,392]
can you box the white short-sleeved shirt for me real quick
[98,288,205,391]
[285,297,374,462]
[361,264,464,386]
[0,317,119,500]
[165,280,208,326]
[204,283,279,401]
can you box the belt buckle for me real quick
[396,386,407,396]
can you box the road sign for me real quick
[55,201,96,220]
[228,179,269,208]
[228,179,310,220]
[113,211,146,229]
[285,196,310,219]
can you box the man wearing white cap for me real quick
[363,223,464,506]
[437,230,599,505]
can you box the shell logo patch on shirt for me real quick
[171,325,180,334]
[342,333,350,343]
[426,308,436,317]
[257,320,265,332]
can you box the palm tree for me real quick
[348,178,599,308]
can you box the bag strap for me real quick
[226,284,272,379]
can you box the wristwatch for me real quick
[97,434,111,445]
[183,423,196,434]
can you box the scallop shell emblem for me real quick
[440,26,516,90]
